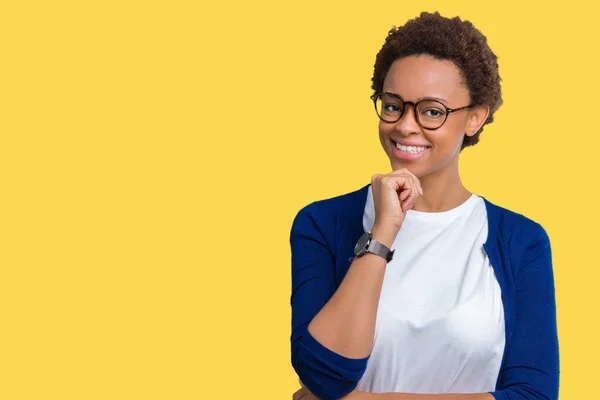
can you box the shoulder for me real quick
[290,183,369,244]
[482,196,551,272]
[482,196,549,238]
[293,183,370,223]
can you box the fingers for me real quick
[382,168,423,212]
[293,387,309,400]
[400,169,422,211]
[393,168,423,196]
[399,188,411,201]
[374,172,414,194]
[293,387,312,400]
[370,168,423,228]
[400,189,415,213]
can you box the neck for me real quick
[410,157,472,213]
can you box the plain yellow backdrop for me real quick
[1,1,597,399]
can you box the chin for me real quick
[389,160,422,176]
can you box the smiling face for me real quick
[378,54,488,178]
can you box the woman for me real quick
[290,11,559,400]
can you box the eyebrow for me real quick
[383,91,449,105]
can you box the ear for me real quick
[465,105,490,137]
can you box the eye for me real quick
[384,104,402,112]
[422,108,445,118]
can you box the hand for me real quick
[292,385,319,400]
[294,379,370,400]
[371,168,423,232]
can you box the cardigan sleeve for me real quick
[290,204,369,400]
[489,223,560,400]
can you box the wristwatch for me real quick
[353,231,395,263]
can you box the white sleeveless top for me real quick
[355,186,506,394]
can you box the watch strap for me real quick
[368,238,394,262]
[366,234,395,263]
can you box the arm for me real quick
[290,204,398,400]
[308,221,397,357]
[487,223,560,400]
[363,394,493,400]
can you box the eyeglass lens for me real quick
[375,93,448,129]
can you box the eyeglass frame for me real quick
[370,92,474,130]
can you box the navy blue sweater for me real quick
[290,183,559,400]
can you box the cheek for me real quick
[378,132,387,150]
[432,123,465,148]
[378,122,388,144]
[378,121,394,138]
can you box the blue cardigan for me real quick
[290,183,559,400]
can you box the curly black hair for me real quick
[372,12,503,149]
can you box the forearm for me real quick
[363,392,494,400]
[307,224,397,359]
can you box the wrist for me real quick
[371,224,398,248]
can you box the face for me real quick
[378,55,488,178]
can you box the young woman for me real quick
[290,11,559,400]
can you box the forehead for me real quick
[383,55,469,102]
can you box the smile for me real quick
[395,142,429,154]
[391,140,431,161]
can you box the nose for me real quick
[395,103,421,136]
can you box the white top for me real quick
[355,186,506,394]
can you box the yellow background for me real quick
[1,1,596,399]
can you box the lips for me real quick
[391,139,431,160]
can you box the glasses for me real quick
[370,92,473,130]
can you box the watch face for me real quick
[354,231,371,256]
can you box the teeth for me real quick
[396,142,428,154]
